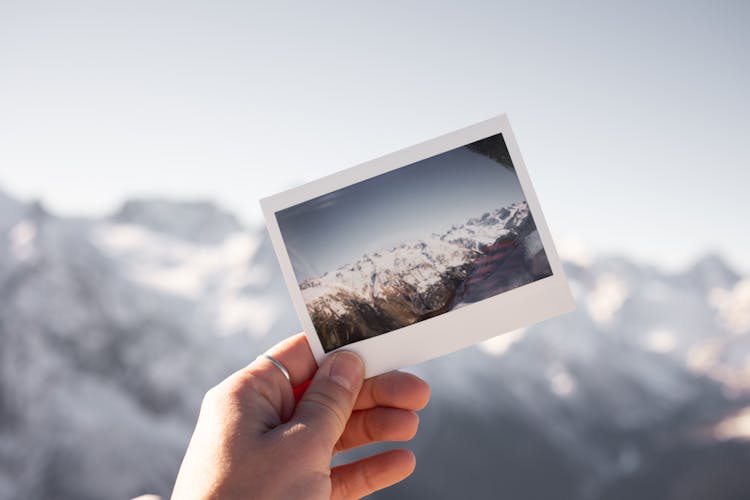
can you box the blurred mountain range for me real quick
[1,189,749,500]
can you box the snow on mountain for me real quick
[112,199,243,245]
[0,188,27,231]
[0,187,749,499]
[366,250,750,499]
[302,202,529,302]
[0,191,295,499]
[301,201,552,351]
[683,252,741,291]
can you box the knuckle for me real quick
[200,359,293,417]
[239,364,285,400]
[334,479,354,500]
[202,374,253,408]
[362,411,378,443]
[201,384,223,409]
[221,377,249,402]
[406,412,420,438]
[333,439,344,454]
[333,420,356,452]
[226,368,273,402]
[303,388,348,429]
[372,373,394,405]
[362,465,379,495]
[227,374,255,398]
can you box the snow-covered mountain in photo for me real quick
[1,187,749,499]
[301,201,552,351]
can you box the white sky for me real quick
[1,1,748,273]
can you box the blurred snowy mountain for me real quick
[0,189,749,499]
[112,199,242,245]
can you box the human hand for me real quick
[171,333,431,499]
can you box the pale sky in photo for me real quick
[0,1,748,272]
[277,145,525,281]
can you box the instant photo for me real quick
[276,134,553,352]
[262,114,574,377]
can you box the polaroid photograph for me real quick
[261,114,575,377]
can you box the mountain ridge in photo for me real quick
[299,201,552,351]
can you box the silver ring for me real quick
[258,353,291,383]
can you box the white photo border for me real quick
[261,114,575,378]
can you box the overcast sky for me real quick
[0,1,748,272]
[277,146,524,281]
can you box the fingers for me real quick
[334,408,419,454]
[222,333,317,427]
[292,351,365,450]
[331,449,416,500]
[354,371,431,411]
[262,332,318,386]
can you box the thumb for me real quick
[292,351,364,450]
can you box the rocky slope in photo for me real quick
[300,201,552,351]
[0,188,749,499]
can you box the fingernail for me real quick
[328,351,363,392]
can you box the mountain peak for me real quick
[111,198,243,244]
[0,187,30,231]
[685,252,739,290]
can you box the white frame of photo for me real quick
[261,114,575,378]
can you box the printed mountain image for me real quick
[275,133,552,351]
[301,201,552,351]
